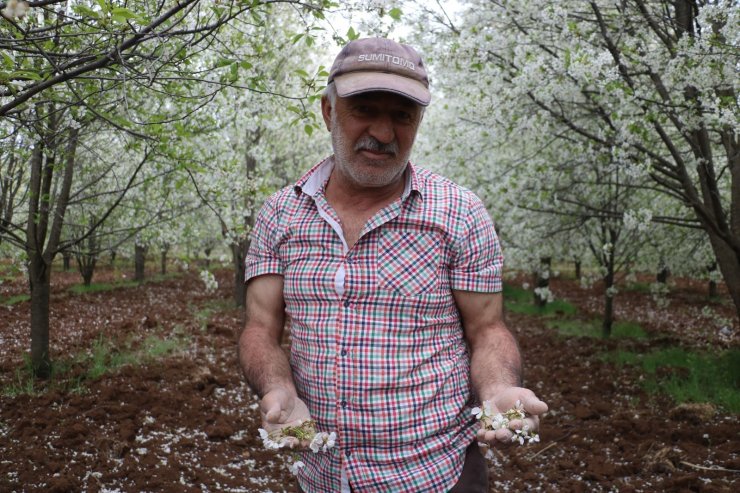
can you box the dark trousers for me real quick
[297,442,489,492]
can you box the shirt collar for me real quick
[294,156,334,197]
[294,156,423,200]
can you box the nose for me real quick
[367,112,395,144]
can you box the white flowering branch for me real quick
[258,420,337,475]
[199,269,218,293]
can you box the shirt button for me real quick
[340,349,348,356]
[340,400,348,408]
[345,449,352,458]
[343,300,350,308]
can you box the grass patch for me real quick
[624,281,653,294]
[503,284,577,317]
[503,283,532,303]
[605,348,740,413]
[3,356,39,397]
[2,328,190,397]
[1,294,30,306]
[67,272,182,295]
[84,328,189,381]
[68,280,140,295]
[193,298,235,331]
[612,321,649,339]
[546,318,648,339]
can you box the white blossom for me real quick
[200,270,218,293]
[472,399,540,448]
[288,460,305,475]
[1,0,30,20]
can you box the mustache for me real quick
[354,136,399,156]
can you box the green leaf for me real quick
[388,8,402,21]
[347,26,359,41]
[294,69,309,78]
[111,7,138,19]
[94,0,110,14]
[304,124,314,136]
[111,7,141,23]
[292,33,304,44]
[1,53,13,70]
[10,70,42,81]
[73,5,100,19]
[214,58,235,69]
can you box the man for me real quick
[239,37,547,492]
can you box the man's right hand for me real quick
[260,387,312,448]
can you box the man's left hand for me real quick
[476,386,548,447]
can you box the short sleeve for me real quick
[449,195,503,292]
[244,195,285,282]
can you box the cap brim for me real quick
[333,72,431,106]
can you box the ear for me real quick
[321,95,332,131]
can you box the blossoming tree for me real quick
[0,0,335,376]
[412,0,739,320]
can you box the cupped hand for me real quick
[477,386,548,447]
[259,387,312,449]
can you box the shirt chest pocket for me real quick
[377,230,441,296]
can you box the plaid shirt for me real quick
[246,158,503,492]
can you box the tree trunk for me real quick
[656,265,669,284]
[75,216,97,286]
[234,127,259,309]
[29,254,52,378]
[160,245,169,275]
[704,229,740,316]
[134,244,147,282]
[62,251,71,271]
[26,124,78,378]
[574,258,582,281]
[110,249,116,267]
[204,247,211,269]
[708,262,718,298]
[0,139,25,246]
[602,256,615,338]
[232,240,248,307]
[81,266,94,286]
[76,250,96,286]
[602,289,614,338]
[534,256,551,308]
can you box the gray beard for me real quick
[330,114,410,188]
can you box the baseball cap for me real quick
[327,37,431,106]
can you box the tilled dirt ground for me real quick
[0,266,738,492]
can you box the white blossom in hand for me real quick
[257,420,337,476]
[473,399,540,446]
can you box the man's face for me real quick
[323,91,424,189]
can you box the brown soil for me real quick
[0,267,738,492]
